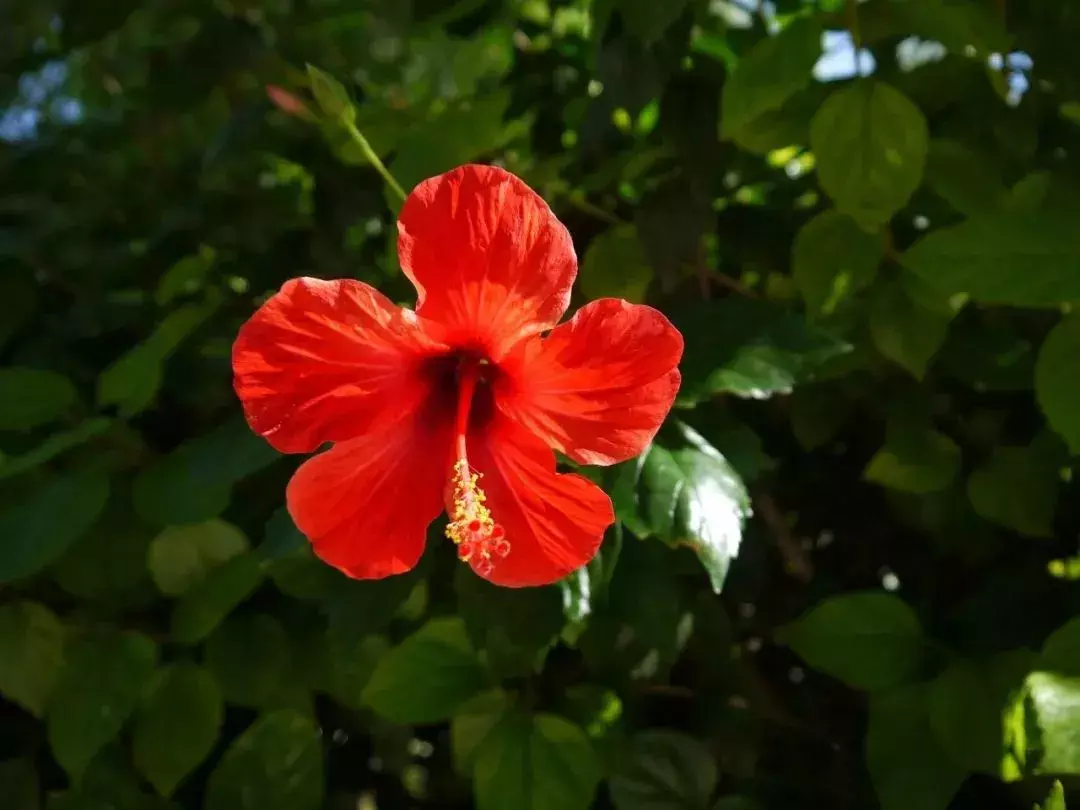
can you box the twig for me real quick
[696,243,712,300]
[564,193,624,226]
[711,271,760,299]
[846,0,862,51]
[755,491,813,582]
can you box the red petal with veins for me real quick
[232,277,444,454]
[466,412,614,587]
[286,405,453,579]
[497,298,683,466]
[397,164,577,361]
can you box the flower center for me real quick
[444,358,509,576]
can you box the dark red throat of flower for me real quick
[444,359,510,576]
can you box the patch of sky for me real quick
[0,59,83,143]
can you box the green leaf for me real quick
[1037,317,1080,454]
[155,247,216,305]
[560,565,593,628]
[728,85,823,154]
[312,631,388,709]
[811,80,929,228]
[1038,781,1067,810]
[792,210,883,316]
[0,368,76,431]
[388,90,515,195]
[133,418,278,526]
[616,0,691,44]
[147,519,249,596]
[673,298,851,405]
[936,317,1035,392]
[868,278,955,379]
[455,567,565,678]
[633,423,750,593]
[318,564,425,637]
[867,683,966,810]
[903,216,1080,306]
[0,472,110,583]
[132,664,223,797]
[889,0,1011,56]
[702,418,775,484]
[95,346,163,419]
[169,553,265,645]
[306,64,355,123]
[53,494,155,607]
[789,383,850,450]
[1006,171,1053,213]
[927,653,1033,776]
[451,688,512,775]
[205,614,291,708]
[579,225,653,303]
[0,418,114,480]
[924,138,1007,216]
[1007,672,1080,776]
[44,744,168,810]
[363,617,489,724]
[608,730,718,810]
[0,601,65,717]
[778,592,925,691]
[967,439,1061,538]
[473,711,600,810]
[581,538,687,681]
[258,507,306,562]
[864,419,960,495]
[1042,616,1080,676]
[721,17,823,140]
[47,630,158,779]
[205,710,323,810]
[97,297,221,417]
[267,545,346,601]
[0,759,39,810]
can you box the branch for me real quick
[755,491,813,582]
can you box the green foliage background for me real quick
[3,0,1080,809]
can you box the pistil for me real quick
[444,360,509,575]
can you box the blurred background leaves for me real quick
[3,0,1080,809]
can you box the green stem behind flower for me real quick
[343,118,407,202]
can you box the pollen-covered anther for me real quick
[444,459,510,572]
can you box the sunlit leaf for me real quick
[0,368,76,431]
[811,80,929,228]
[363,617,490,724]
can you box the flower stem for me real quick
[343,118,407,202]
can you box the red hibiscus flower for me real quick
[232,164,683,587]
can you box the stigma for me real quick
[445,358,510,576]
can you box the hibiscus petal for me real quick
[496,298,683,466]
[286,409,452,579]
[233,277,443,454]
[467,414,614,587]
[397,164,577,360]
